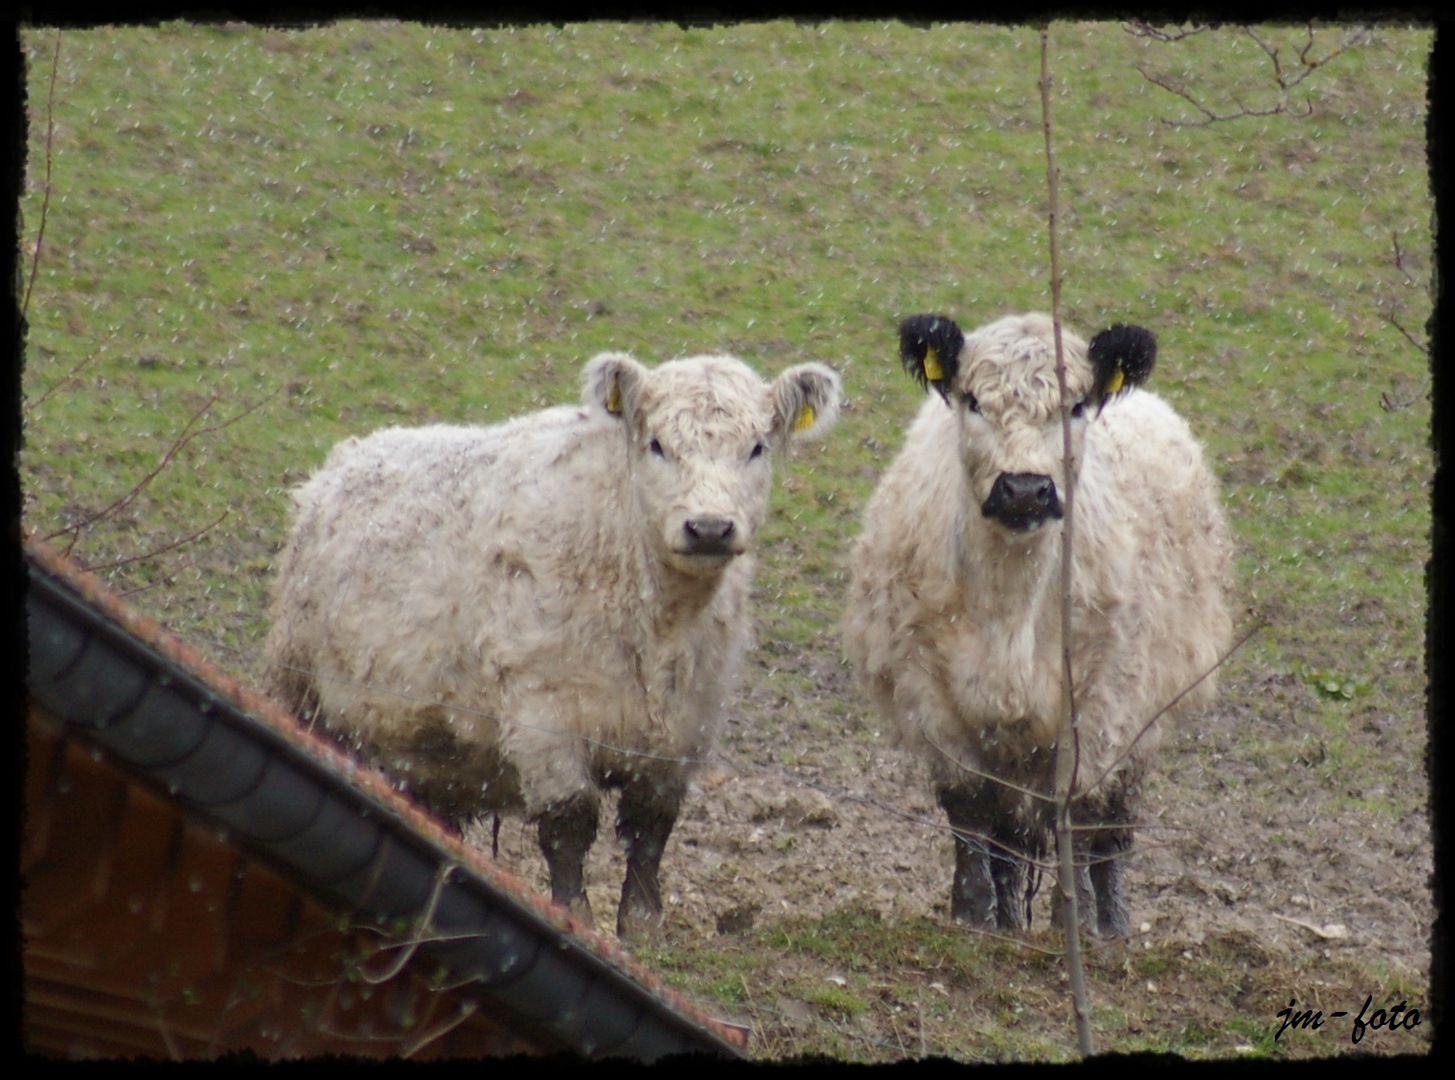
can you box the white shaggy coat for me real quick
[843,312,1232,932]
[268,352,841,818]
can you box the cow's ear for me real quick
[1088,324,1156,411]
[583,351,647,421]
[771,362,843,446]
[898,314,962,404]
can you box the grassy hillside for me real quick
[20,20,1432,1061]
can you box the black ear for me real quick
[1088,323,1156,411]
[898,314,963,404]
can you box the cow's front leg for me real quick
[938,783,1002,928]
[616,771,686,940]
[537,793,599,925]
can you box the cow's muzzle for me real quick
[981,472,1063,531]
[680,516,739,557]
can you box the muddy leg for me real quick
[1053,825,1097,934]
[1088,796,1135,939]
[616,773,686,940]
[537,793,599,924]
[1089,845,1130,938]
[937,784,1002,928]
[990,818,1035,930]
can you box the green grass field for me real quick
[21,20,1432,1061]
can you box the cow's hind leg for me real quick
[1051,821,1097,935]
[1088,790,1136,939]
[991,815,1041,930]
[1061,793,1134,938]
[616,771,686,940]
[938,784,1006,928]
[1088,843,1130,938]
[537,793,599,925]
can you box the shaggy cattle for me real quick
[266,351,842,937]
[843,312,1231,937]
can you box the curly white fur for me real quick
[843,313,1231,935]
[266,351,841,935]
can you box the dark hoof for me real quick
[564,893,594,929]
[1096,908,1131,940]
[617,903,666,942]
[949,897,997,928]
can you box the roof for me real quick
[22,540,747,1061]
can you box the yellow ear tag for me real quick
[1104,367,1125,396]
[605,375,623,415]
[792,402,816,433]
[922,344,944,383]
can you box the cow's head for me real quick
[584,352,842,576]
[898,312,1155,534]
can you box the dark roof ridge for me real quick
[24,539,745,1061]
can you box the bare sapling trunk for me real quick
[1039,20,1095,1059]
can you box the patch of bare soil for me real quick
[476,638,1432,1036]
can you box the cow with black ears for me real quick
[844,312,1231,937]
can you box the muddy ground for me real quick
[472,637,1433,986]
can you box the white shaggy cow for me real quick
[266,351,842,937]
[843,313,1231,937]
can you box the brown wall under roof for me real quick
[24,707,542,1060]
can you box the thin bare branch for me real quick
[1122,22,1209,43]
[22,31,61,333]
[1380,372,1430,412]
[29,344,104,409]
[401,1000,479,1059]
[922,730,1058,807]
[1287,23,1371,89]
[1135,63,1293,127]
[1385,313,1429,357]
[1133,21,1370,127]
[1243,26,1284,78]
[118,551,204,597]
[81,508,231,574]
[1074,620,1266,803]
[1392,231,1418,284]
[41,393,219,545]
[1380,231,1430,375]
[41,385,281,549]
[350,862,457,985]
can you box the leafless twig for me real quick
[41,385,280,555]
[21,30,61,334]
[81,509,231,574]
[118,550,206,597]
[1380,374,1430,412]
[1391,231,1419,285]
[349,862,457,985]
[401,1000,479,1059]
[1073,620,1266,804]
[1123,22,1209,44]
[1385,313,1429,355]
[1380,231,1430,373]
[29,342,106,409]
[1128,21,1371,127]
[1134,65,1297,126]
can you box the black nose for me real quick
[981,473,1062,530]
[683,517,736,555]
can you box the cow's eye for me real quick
[649,437,665,457]
[963,392,980,414]
[749,442,766,461]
